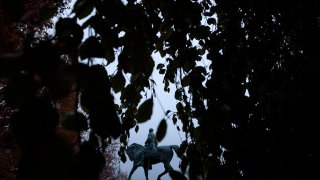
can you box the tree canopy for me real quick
[1,0,319,179]
[0,0,125,179]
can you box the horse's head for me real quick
[125,143,144,161]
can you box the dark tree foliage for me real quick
[0,0,124,179]
[1,0,319,179]
[0,1,70,179]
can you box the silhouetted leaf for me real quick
[181,74,191,87]
[177,141,188,157]
[165,110,171,115]
[190,25,211,39]
[207,17,216,25]
[156,119,167,142]
[88,131,99,148]
[136,98,153,123]
[176,102,184,114]
[169,170,187,180]
[156,63,165,69]
[55,18,83,46]
[180,155,188,174]
[135,125,139,133]
[73,0,95,20]
[104,46,115,63]
[120,152,127,163]
[120,146,126,153]
[110,71,126,93]
[175,89,183,100]
[172,114,177,124]
[82,65,123,139]
[192,126,201,139]
[121,84,142,107]
[79,37,105,59]
[159,68,166,74]
[120,134,127,145]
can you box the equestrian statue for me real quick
[125,128,180,180]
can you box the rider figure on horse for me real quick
[144,128,158,169]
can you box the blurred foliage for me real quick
[1,0,319,179]
[156,119,167,142]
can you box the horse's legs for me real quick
[128,165,138,180]
[157,163,173,180]
[143,167,149,180]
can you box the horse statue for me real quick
[125,143,180,180]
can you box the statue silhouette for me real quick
[144,128,158,169]
[126,143,180,180]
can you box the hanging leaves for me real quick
[180,155,189,174]
[135,98,153,123]
[156,63,165,70]
[55,18,83,47]
[81,65,123,139]
[79,37,105,60]
[157,63,166,75]
[88,131,99,148]
[120,84,142,108]
[135,125,139,133]
[176,140,188,158]
[110,71,126,93]
[72,0,95,20]
[120,152,127,163]
[156,119,167,142]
